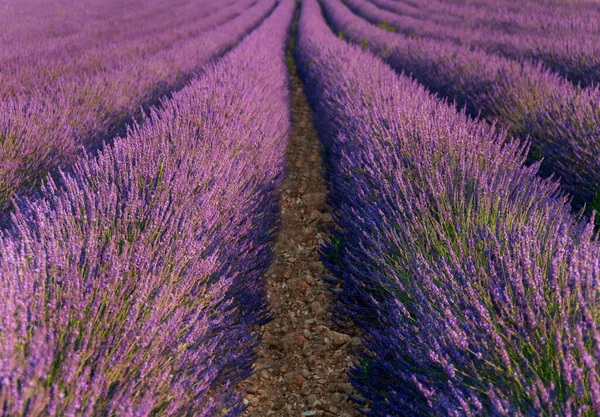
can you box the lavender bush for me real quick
[367,0,600,87]
[297,0,600,414]
[367,0,600,37]
[323,0,600,214]
[0,0,294,413]
[0,0,275,215]
[0,0,263,96]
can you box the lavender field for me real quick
[1,0,600,415]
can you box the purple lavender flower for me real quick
[0,0,294,414]
[0,0,277,217]
[322,0,600,214]
[297,0,600,414]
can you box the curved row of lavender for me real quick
[0,0,294,413]
[0,0,226,62]
[298,0,600,415]
[323,0,600,214]
[0,0,246,95]
[371,0,600,38]
[364,0,600,88]
[0,0,236,57]
[0,0,275,216]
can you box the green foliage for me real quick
[588,192,600,222]
[353,355,373,381]
[285,0,300,74]
[377,21,396,33]
[531,146,543,161]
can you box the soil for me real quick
[239,50,363,417]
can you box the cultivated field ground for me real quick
[1,0,600,415]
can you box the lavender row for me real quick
[0,0,222,59]
[298,0,600,415]
[376,0,600,38]
[324,0,600,213]
[0,0,294,414]
[0,0,275,217]
[365,0,600,88]
[0,0,246,95]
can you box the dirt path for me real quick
[240,29,362,417]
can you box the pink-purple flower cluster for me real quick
[297,0,600,414]
[0,0,294,414]
[0,0,246,95]
[323,0,600,215]
[367,0,600,88]
[0,0,275,216]
[368,0,599,38]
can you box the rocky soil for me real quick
[239,52,363,417]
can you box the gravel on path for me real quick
[240,20,363,417]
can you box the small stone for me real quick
[263,330,272,341]
[316,400,329,410]
[302,411,317,416]
[309,209,322,222]
[288,257,297,264]
[285,372,305,388]
[284,332,308,348]
[293,281,310,297]
[311,301,322,314]
[331,392,343,404]
[331,331,351,347]
[296,335,308,348]
[315,307,326,319]
[321,212,334,223]
[329,406,339,413]
[243,398,249,406]
[303,192,323,209]
[305,318,316,325]
[351,337,362,346]
[301,368,310,378]
[308,261,325,274]
[319,326,332,336]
